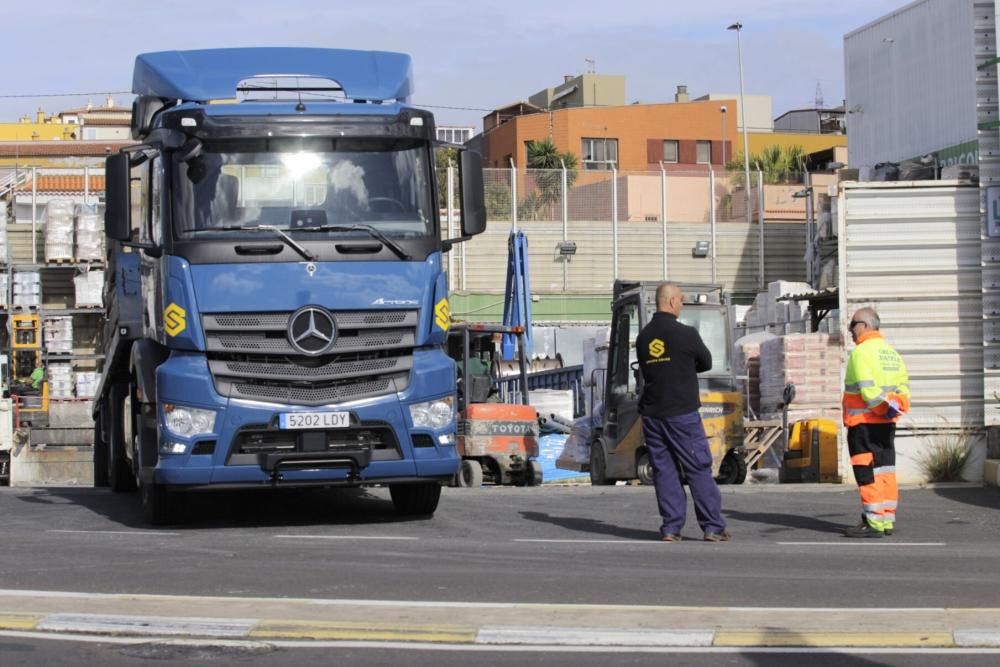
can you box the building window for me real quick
[696,141,712,165]
[663,140,679,163]
[581,138,619,170]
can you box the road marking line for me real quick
[955,630,1000,647]
[776,542,945,547]
[714,631,954,648]
[476,625,714,646]
[273,535,419,541]
[0,614,43,631]
[514,539,660,545]
[37,613,256,638]
[252,620,475,643]
[46,530,181,537]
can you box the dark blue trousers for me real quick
[641,411,726,536]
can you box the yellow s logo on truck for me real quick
[434,298,450,331]
[164,303,187,336]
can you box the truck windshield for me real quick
[679,307,731,375]
[172,137,434,239]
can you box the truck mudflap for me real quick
[260,448,372,485]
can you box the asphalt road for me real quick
[0,483,997,608]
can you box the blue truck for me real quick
[91,48,486,523]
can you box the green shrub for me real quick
[918,430,974,482]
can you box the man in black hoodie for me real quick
[636,282,730,543]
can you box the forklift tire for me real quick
[457,459,483,488]
[92,421,110,488]
[716,449,748,485]
[108,385,137,493]
[636,451,655,486]
[525,459,543,487]
[390,482,442,517]
[589,443,614,486]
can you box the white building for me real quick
[845,0,979,178]
[436,126,474,146]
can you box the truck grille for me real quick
[203,309,418,406]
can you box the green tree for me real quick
[525,138,578,217]
[435,147,459,208]
[727,144,807,185]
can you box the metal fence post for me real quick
[561,161,569,291]
[446,165,455,285]
[804,170,814,287]
[660,161,668,280]
[709,168,717,283]
[758,169,765,290]
[611,167,619,280]
[509,158,517,233]
[31,166,37,264]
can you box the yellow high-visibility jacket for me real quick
[842,331,910,427]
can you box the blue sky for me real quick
[3,0,904,131]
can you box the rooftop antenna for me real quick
[585,58,596,74]
[814,81,824,109]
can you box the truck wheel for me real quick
[141,480,178,525]
[92,421,109,488]
[716,449,748,485]
[636,451,655,486]
[108,385,137,493]
[389,482,441,516]
[589,443,614,486]
[526,459,543,487]
[457,459,483,488]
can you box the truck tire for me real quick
[108,384,137,493]
[141,480,178,525]
[716,449,748,485]
[389,482,441,517]
[525,459,543,487]
[589,442,614,486]
[636,451,654,486]
[457,459,483,488]
[92,421,109,488]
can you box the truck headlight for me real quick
[409,396,454,429]
[163,404,216,437]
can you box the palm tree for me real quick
[525,138,578,212]
[726,144,807,185]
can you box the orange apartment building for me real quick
[480,97,738,173]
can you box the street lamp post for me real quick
[720,105,728,168]
[728,21,753,228]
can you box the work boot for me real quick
[703,530,732,542]
[661,533,683,543]
[844,520,884,538]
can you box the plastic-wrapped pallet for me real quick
[75,204,104,262]
[759,333,842,416]
[530,388,575,423]
[0,218,8,263]
[44,316,74,354]
[48,364,75,399]
[45,199,75,262]
[75,371,98,398]
[12,271,41,308]
[0,273,7,307]
[733,331,776,419]
[73,269,104,307]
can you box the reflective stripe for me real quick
[844,380,875,392]
[863,500,898,511]
[874,466,897,475]
[850,452,874,466]
[880,385,898,393]
[846,408,869,415]
[865,393,888,408]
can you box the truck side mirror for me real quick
[105,152,132,242]
[459,149,486,237]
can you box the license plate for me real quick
[279,411,350,430]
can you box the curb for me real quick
[3,613,1000,648]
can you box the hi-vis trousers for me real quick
[847,423,898,531]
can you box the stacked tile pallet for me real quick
[758,333,843,424]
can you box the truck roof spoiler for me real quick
[133,48,413,104]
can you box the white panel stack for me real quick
[44,316,74,354]
[12,271,41,308]
[0,273,7,307]
[73,270,104,307]
[45,200,75,262]
[75,371,99,398]
[48,364,74,399]
[75,204,104,262]
[0,219,8,263]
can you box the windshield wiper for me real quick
[294,224,411,260]
[194,225,318,262]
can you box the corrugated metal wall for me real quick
[451,220,805,300]
[839,182,985,482]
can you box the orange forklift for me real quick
[448,323,541,487]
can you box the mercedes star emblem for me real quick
[287,306,337,356]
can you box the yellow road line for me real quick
[0,614,43,631]
[250,619,476,643]
[714,630,955,648]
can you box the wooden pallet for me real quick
[44,258,76,265]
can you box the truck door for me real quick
[604,298,642,465]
